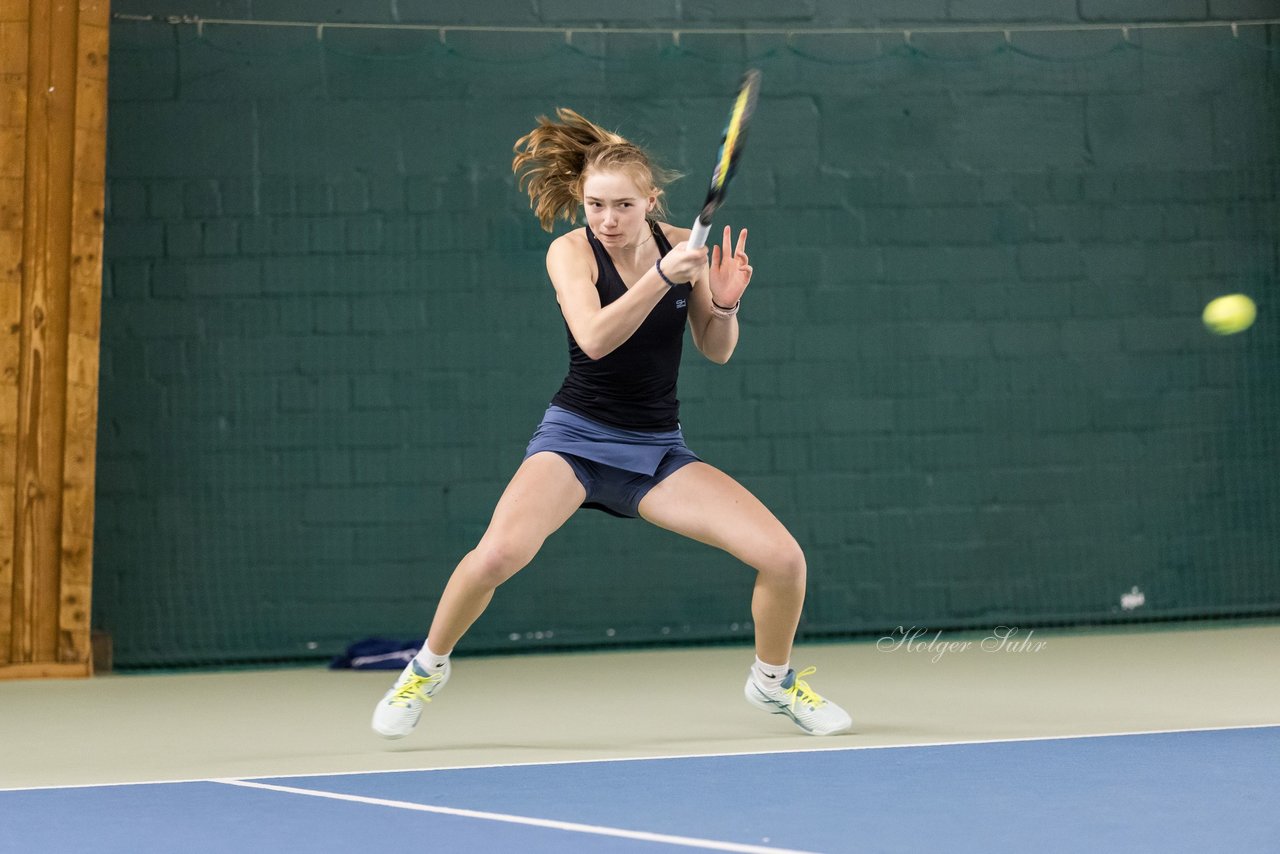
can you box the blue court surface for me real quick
[5,725,1277,853]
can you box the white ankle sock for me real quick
[414,644,450,672]
[752,657,789,691]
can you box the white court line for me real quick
[246,720,1280,781]
[214,778,817,854]
[2,721,1277,793]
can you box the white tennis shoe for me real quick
[371,659,450,739]
[744,666,852,736]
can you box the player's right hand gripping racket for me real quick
[687,69,761,250]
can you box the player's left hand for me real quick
[708,226,751,308]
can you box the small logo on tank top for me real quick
[675,298,687,309]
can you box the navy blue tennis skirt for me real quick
[523,405,701,518]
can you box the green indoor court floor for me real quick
[2,621,1277,791]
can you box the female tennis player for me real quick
[372,109,851,738]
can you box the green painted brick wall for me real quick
[95,1,1280,666]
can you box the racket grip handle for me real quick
[688,219,711,250]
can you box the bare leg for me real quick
[637,462,806,665]
[426,452,586,654]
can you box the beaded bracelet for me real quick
[655,257,684,288]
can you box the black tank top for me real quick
[550,221,693,431]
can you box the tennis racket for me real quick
[687,69,761,250]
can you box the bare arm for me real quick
[546,232,706,361]
[678,225,749,365]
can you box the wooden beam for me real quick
[60,0,107,664]
[0,0,31,668]
[1,0,106,677]
[12,0,76,664]
[0,659,90,680]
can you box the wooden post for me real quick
[1,0,108,680]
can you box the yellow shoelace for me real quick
[783,666,827,710]
[390,671,441,707]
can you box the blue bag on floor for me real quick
[330,638,420,670]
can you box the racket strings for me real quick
[713,89,754,188]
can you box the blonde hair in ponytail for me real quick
[512,108,678,232]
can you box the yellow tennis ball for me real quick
[1202,294,1256,335]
